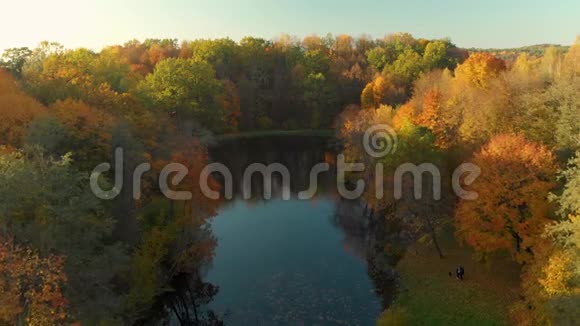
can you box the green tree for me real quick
[555,151,580,218]
[139,58,225,130]
[518,150,580,324]
[423,40,455,70]
[366,47,393,71]
[0,47,32,77]
[301,72,337,128]
[0,147,129,323]
[181,38,239,78]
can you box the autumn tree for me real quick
[24,115,67,154]
[139,58,227,130]
[301,72,338,128]
[415,89,441,131]
[393,69,463,147]
[361,75,405,108]
[0,237,68,324]
[552,38,580,151]
[366,46,394,72]
[0,47,32,77]
[455,134,557,263]
[422,40,454,70]
[392,102,417,130]
[20,45,139,119]
[219,79,241,132]
[0,147,128,323]
[390,48,424,86]
[128,138,219,317]
[454,52,505,88]
[413,88,456,148]
[180,38,239,79]
[515,150,580,324]
[382,121,450,257]
[562,36,580,78]
[49,99,114,167]
[117,39,179,75]
[540,46,563,80]
[92,46,138,93]
[498,57,555,146]
[556,150,580,218]
[0,69,47,148]
[22,48,97,105]
[537,215,580,323]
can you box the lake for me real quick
[200,136,394,325]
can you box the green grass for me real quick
[378,228,521,326]
[214,129,335,141]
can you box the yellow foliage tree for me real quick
[455,52,505,88]
[392,102,416,130]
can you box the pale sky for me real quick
[1,0,579,53]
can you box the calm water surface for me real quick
[202,136,390,325]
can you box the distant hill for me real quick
[466,44,569,61]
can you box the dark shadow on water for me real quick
[136,272,226,326]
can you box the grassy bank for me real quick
[378,228,521,325]
[214,129,335,141]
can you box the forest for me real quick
[0,32,578,325]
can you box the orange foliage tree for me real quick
[455,134,557,263]
[0,69,47,147]
[0,237,68,324]
[169,139,221,220]
[392,102,417,130]
[360,75,405,109]
[413,88,457,148]
[219,79,241,132]
[49,99,114,165]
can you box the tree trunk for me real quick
[169,300,185,325]
[431,229,444,259]
[186,277,200,323]
[426,217,444,258]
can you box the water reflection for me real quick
[209,136,339,200]
[141,272,224,326]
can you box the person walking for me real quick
[458,266,465,280]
